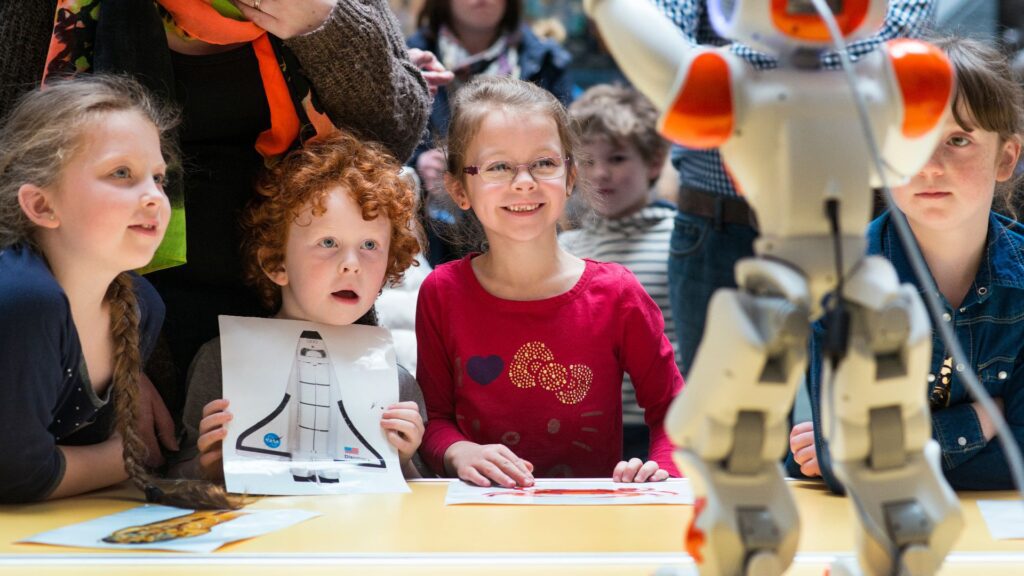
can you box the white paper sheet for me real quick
[976,499,1024,539]
[21,505,318,553]
[220,316,410,495]
[445,478,693,505]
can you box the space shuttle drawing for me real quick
[235,330,385,483]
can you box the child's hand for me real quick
[196,398,232,482]
[789,421,820,477]
[380,401,424,467]
[444,441,535,488]
[612,458,669,482]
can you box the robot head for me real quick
[709,0,887,56]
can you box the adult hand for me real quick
[196,398,233,482]
[444,441,535,488]
[408,48,454,97]
[231,0,336,39]
[380,401,425,467]
[612,458,669,482]
[789,421,821,477]
[135,373,179,468]
[416,148,447,198]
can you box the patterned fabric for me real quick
[41,0,332,272]
[559,202,680,426]
[416,256,683,478]
[651,0,935,198]
[436,25,521,88]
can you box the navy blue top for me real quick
[796,212,1024,491]
[0,245,164,502]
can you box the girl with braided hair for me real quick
[0,75,233,508]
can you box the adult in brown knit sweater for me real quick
[0,0,432,464]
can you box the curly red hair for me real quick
[242,130,420,312]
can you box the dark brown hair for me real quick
[416,0,522,42]
[242,130,421,313]
[932,36,1024,215]
[569,83,669,185]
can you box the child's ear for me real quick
[444,173,471,210]
[565,162,578,196]
[996,136,1023,182]
[17,184,59,229]
[258,247,289,287]
[647,150,668,183]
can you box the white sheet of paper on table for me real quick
[21,505,320,553]
[445,478,693,505]
[976,499,1024,539]
[220,316,410,495]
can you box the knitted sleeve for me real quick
[0,0,56,121]
[283,0,431,162]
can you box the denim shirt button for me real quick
[927,373,936,383]
[956,363,965,372]
[957,437,967,447]
[978,286,988,296]
[941,312,952,322]
[999,371,1008,380]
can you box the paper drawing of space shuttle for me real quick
[235,330,385,483]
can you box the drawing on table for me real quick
[102,510,245,544]
[482,486,683,499]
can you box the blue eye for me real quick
[153,173,166,187]
[112,167,132,179]
[361,239,378,250]
[318,238,338,248]
[532,157,559,169]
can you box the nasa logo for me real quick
[264,433,281,448]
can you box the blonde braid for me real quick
[108,274,240,510]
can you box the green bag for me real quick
[139,197,186,275]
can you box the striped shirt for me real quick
[559,202,680,425]
[651,0,935,198]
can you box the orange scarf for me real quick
[155,0,299,158]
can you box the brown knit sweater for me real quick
[0,0,429,161]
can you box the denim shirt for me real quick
[799,211,1024,492]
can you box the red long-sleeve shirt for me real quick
[416,256,683,478]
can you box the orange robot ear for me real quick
[887,39,954,138]
[659,51,734,149]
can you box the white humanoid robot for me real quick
[584,1,962,574]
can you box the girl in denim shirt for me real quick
[790,36,1024,491]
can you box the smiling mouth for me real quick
[504,204,543,213]
[129,224,158,233]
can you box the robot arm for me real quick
[585,0,745,150]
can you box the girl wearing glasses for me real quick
[415,76,682,487]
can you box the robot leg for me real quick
[667,258,810,576]
[823,256,963,576]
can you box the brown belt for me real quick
[676,186,757,229]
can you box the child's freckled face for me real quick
[893,112,1021,233]
[269,187,392,326]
